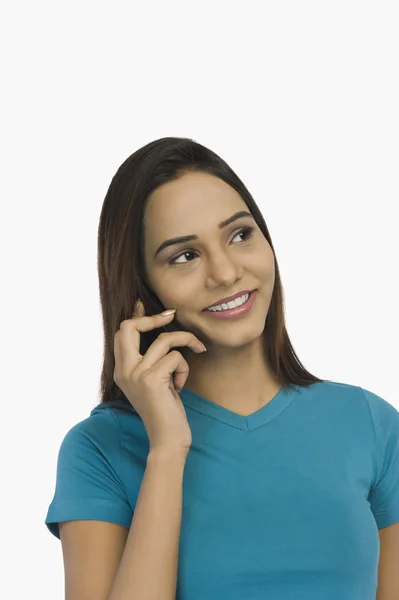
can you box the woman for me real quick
[45,137,399,600]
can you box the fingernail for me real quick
[161,308,176,316]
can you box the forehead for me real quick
[144,171,246,232]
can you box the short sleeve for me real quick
[364,387,399,529]
[45,409,133,540]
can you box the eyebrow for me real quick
[153,210,255,259]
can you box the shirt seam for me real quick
[360,386,379,492]
[108,409,130,499]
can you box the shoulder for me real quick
[306,381,397,436]
[359,386,399,420]
[45,405,134,540]
[58,404,124,467]
[305,379,370,411]
[313,379,396,414]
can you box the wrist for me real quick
[147,448,189,465]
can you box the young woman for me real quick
[45,137,399,600]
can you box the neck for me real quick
[183,337,281,415]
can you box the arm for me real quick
[108,450,187,600]
[376,522,399,600]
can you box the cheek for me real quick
[261,263,275,289]
[157,284,193,311]
[254,243,275,276]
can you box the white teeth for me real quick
[207,293,249,312]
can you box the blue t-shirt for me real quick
[45,380,399,599]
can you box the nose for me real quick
[204,253,244,287]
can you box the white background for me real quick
[1,1,398,598]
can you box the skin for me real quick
[143,171,281,417]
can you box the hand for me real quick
[113,300,207,456]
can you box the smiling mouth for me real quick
[202,290,257,315]
[202,289,256,311]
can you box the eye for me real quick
[168,226,255,265]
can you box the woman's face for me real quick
[143,171,275,350]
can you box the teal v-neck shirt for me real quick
[45,380,399,599]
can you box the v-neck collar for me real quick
[180,383,303,431]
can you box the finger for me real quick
[133,299,145,317]
[116,310,176,372]
[156,351,190,391]
[136,330,205,374]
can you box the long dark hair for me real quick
[97,136,324,413]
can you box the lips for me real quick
[203,289,254,310]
